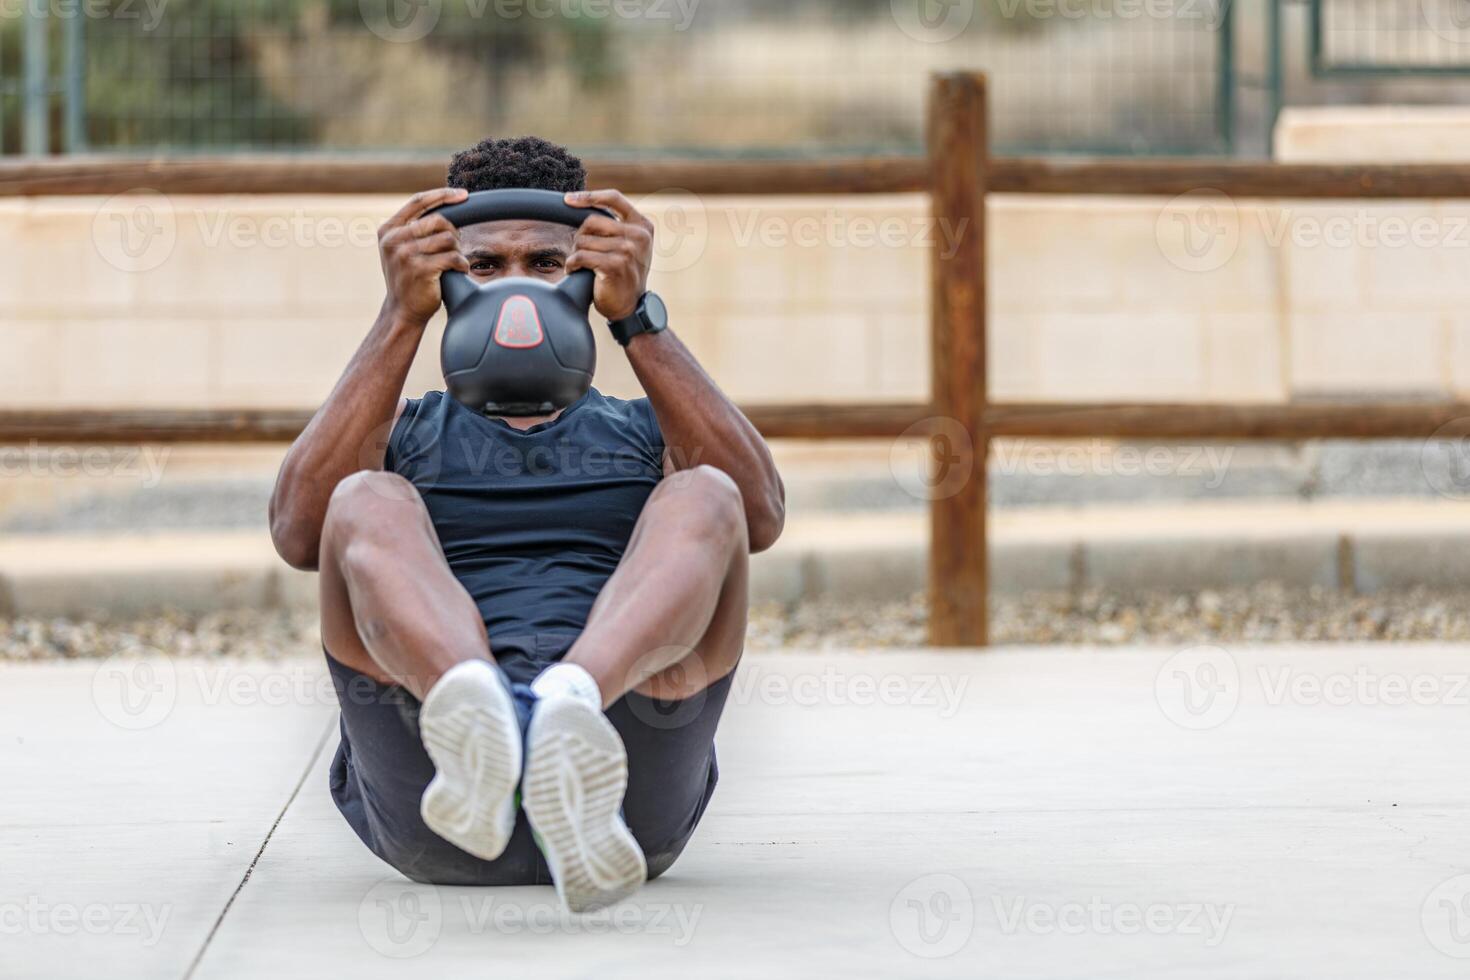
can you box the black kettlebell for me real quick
[431,189,611,417]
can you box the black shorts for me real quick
[325,642,733,886]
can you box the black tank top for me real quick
[386,388,664,657]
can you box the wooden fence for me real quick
[4,71,1470,646]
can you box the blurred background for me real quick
[5,0,1470,656]
[12,0,1470,158]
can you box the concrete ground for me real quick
[4,647,1470,979]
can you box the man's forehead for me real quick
[458,219,573,250]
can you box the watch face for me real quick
[643,293,669,330]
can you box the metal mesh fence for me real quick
[1,0,1232,157]
[1268,0,1470,149]
[1315,0,1470,73]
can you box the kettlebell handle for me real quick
[430,189,610,313]
[431,188,610,231]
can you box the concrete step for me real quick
[3,498,1470,618]
[1,440,1463,534]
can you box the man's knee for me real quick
[322,471,420,552]
[666,465,746,546]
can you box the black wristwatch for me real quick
[607,292,669,347]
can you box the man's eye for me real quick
[536,259,561,271]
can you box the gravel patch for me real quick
[754,585,1470,649]
[5,585,1470,661]
[0,610,321,663]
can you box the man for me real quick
[269,137,784,912]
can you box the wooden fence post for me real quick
[927,72,990,648]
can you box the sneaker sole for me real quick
[419,663,522,862]
[523,696,647,913]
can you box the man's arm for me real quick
[269,187,469,570]
[566,189,786,553]
[631,332,785,552]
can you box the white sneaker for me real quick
[418,659,523,862]
[523,664,647,913]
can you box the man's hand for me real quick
[378,187,471,328]
[565,189,655,321]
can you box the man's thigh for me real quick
[317,472,425,684]
[607,669,737,879]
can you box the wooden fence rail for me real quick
[6,71,1470,645]
[10,402,1470,446]
[10,155,1470,200]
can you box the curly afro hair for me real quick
[446,136,587,194]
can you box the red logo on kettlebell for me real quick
[494,295,544,349]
